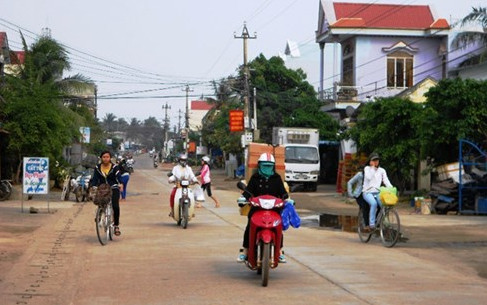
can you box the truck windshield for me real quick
[285,147,319,164]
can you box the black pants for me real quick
[111,188,121,226]
[356,194,370,226]
[243,207,283,249]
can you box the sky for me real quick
[2,0,485,128]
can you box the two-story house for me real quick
[315,1,450,112]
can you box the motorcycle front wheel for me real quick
[181,203,189,229]
[261,242,270,287]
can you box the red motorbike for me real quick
[237,182,284,287]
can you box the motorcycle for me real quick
[168,173,196,229]
[154,160,159,168]
[126,158,135,173]
[74,171,92,202]
[237,181,285,287]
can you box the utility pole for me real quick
[234,22,257,139]
[178,109,183,134]
[162,103,171,156]
[183,85,193,154]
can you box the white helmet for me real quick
[258,152,275,163]
[202,156,210,163]
[179,154,188,166]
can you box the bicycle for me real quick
[0,179,13,201]
[95,200,114,245]
[357,190,401,248]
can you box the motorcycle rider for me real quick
[237,152,289,263]
[168,153,198,217]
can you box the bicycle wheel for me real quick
[95,206,109,245]
[107,204,114,241]
[357,207,372,243]
[380,207,401,248]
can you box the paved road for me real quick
[1,154,486,305]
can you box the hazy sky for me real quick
[2,0,484,127]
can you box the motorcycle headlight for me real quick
[259,198,276,210]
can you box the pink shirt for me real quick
[200,164,211,184]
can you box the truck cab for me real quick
[273,127,320,192]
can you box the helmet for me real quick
[202,156,210,163]
[179,154,188,166]
[258,152,275,163]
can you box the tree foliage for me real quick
[347,97,423,190]
[421,78,487,164]
[249,54,339,143]
[201,55,340,157]
[0,33,93,181]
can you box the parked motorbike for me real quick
[74,171,92,202]
[236,181,285,287]
[168,173,196,229]
[154,160,159,168]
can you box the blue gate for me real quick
[458,139,487,214]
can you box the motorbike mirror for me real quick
[236,181,247,191]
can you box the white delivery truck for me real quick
[272,127,320,191]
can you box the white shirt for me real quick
[168,164,198,184]
[362,166,392,193]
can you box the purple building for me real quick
[316,1,451,111]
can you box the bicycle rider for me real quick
[362,153,393,232]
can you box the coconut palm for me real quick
[451,7,487,50]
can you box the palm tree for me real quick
[451,7,487,51]
[103,113,117,133]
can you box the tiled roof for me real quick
[191,100,215,111]
[10,51,25,64]
[332,2,449,30]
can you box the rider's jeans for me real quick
[363,192,381,228]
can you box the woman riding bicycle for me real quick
[92,150,124,236]
[362,153,393,232]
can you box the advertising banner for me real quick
[80,126,90,143]
[23,157,49,195]
[229,110,244,132]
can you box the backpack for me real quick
[93,183,112,205]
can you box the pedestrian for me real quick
[117,156,130,201]
[362,152,393,232]
[91,150,123,236]
[196,156,220,208]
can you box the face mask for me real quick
[258,162,274,178]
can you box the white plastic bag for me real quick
[193,185,205,202]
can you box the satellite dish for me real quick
[345,106,355,118]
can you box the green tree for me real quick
[201,77,243,155]
[248,54,339,142]
[421,78,487,164]
[347,97,423,190]
[1,33,93,181]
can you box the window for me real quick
[342,57,354,86]
[386,51,413,88]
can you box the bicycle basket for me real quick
[379,187,398,205]
[93,183,112,205]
